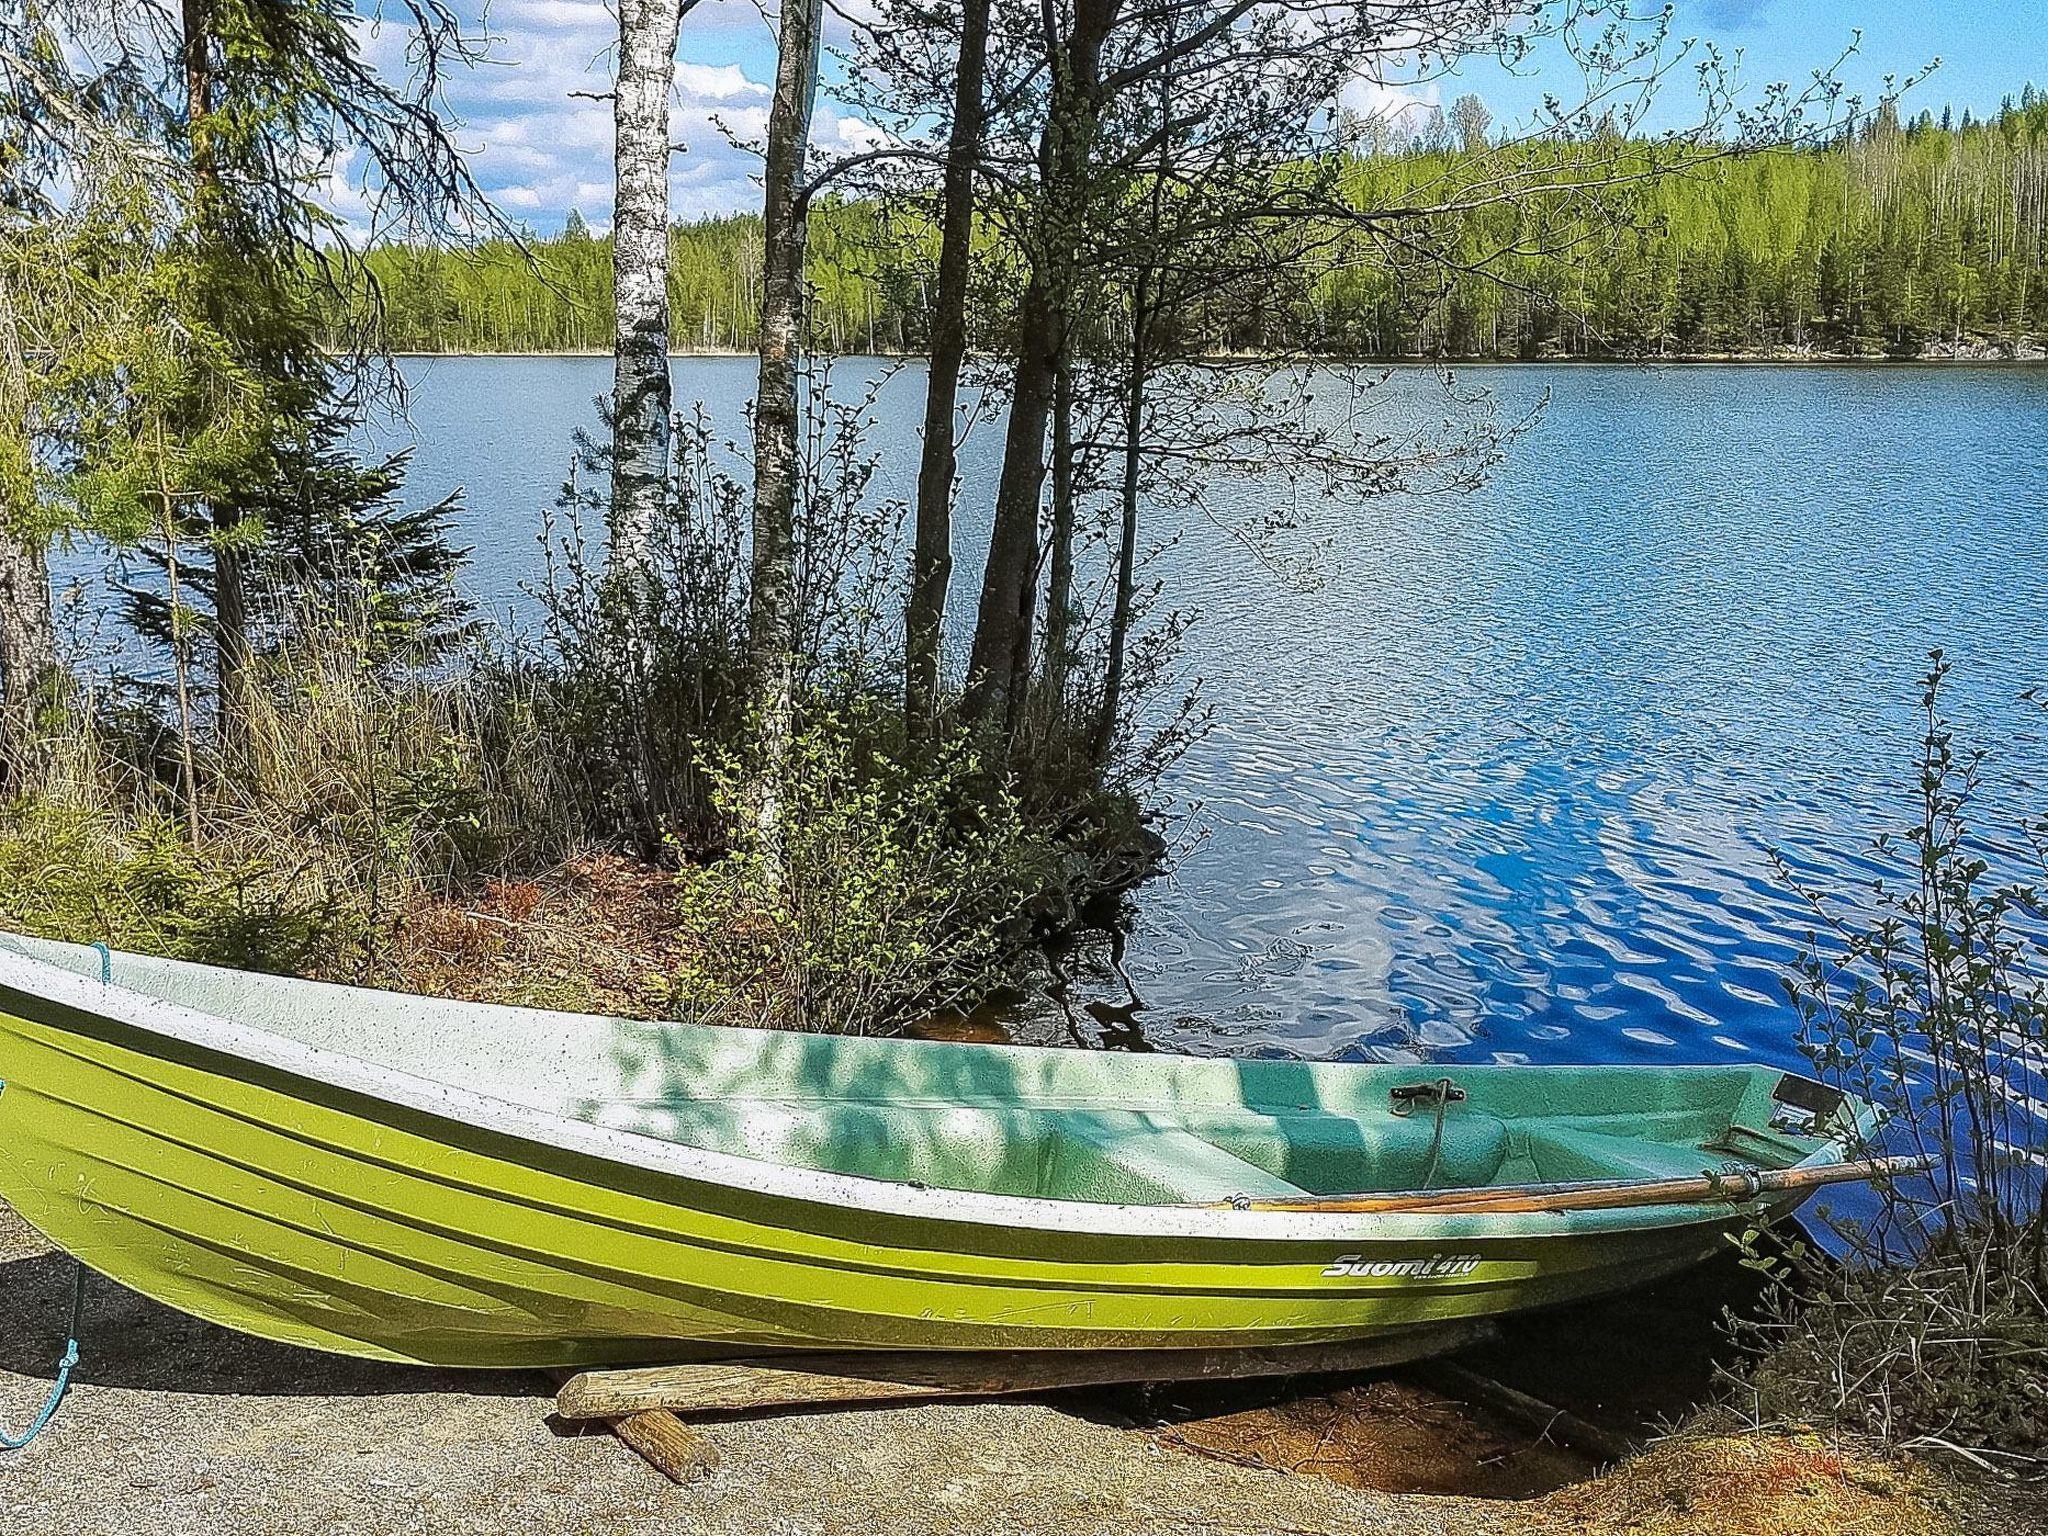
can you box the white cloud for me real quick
[377,0,877,229]
[674,61,771,102]
[1340,65,1443,129]
[494,0,616,27]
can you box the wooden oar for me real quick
[1209,1154,1928,1215]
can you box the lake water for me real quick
[317,360,2048,1074]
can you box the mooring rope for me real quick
[0,1262,84,1451]
[1390,1077,1462,1192]
[0,939,105,1449]
[1417,1077,1457,1192]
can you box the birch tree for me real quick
[611,0,691,581]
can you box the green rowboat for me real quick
[0,933,1881,1369]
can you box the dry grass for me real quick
[1738,1251,2048,1469]
[1146,1376,1592,1499]
[341,851,695,1017]
[1527,1432,1969,1536]
[0,608,576,973]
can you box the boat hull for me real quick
[0,999,1801,1369]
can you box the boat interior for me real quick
[2,936,1851,1205]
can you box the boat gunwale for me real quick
[0,943,1852,1244]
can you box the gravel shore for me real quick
[0,1205,1507,1536]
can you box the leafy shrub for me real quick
[524,382,909,860]
[519,406,753,856]
[0,597,573,975]
[0,799,343,973]
[670,706,1060,1035]
[1739,654,2048,1465]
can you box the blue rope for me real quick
[0,1263,84,1451]
[0,941,102,1448]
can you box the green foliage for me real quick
[514,405,753,851]
[121,410,478,671]
[671,706,1055,1035]
[1785,653,2047,1250]
[3,0,484,727]
[0,603,576,977]
[343,99,2048,359]
[0,800,343,974]
[493,372,1167,1033]
[351,199,925,355]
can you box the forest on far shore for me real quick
[352,90,2048,361]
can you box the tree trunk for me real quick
[962,280,1060,731]
[748,0,825,859]
[1040,351,1078,711]
[960,4,1114,732]
[211,498,249,724]
[904,0,991,738]
[0,529,55,783]
[611,0,685,583]
[181,0,249,732]
[1094,285,1146,765]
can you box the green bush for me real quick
[0,599,574,977]
[0,800,344,973]
[670,707,1060,1035]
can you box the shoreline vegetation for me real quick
[347,96,2048,365]
[385,345,2048,364]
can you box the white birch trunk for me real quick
[611,0,685,583]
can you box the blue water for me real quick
[80,357,2048,1081]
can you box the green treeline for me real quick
[1325,97,2048,358]
[358,95,2048,360]
[363,202,920,354]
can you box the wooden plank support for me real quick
[1417,1361,1637,1464]
[555,1319,1494,1422]
[610,1409,720,1485]
[549,1370,720,1485]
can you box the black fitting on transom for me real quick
[1389,1078,1467,1116]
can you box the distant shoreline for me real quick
[389,347,2048,366]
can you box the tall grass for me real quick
[0,595,573,972]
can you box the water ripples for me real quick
[353,358,2048,1080]
[1025,364,2048,1076]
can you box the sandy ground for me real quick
[0,1205,1517,1536]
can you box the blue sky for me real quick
[1446,1,2041,133]
[361,0,2044,236]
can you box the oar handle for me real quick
[1215,1154,1933,1216]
